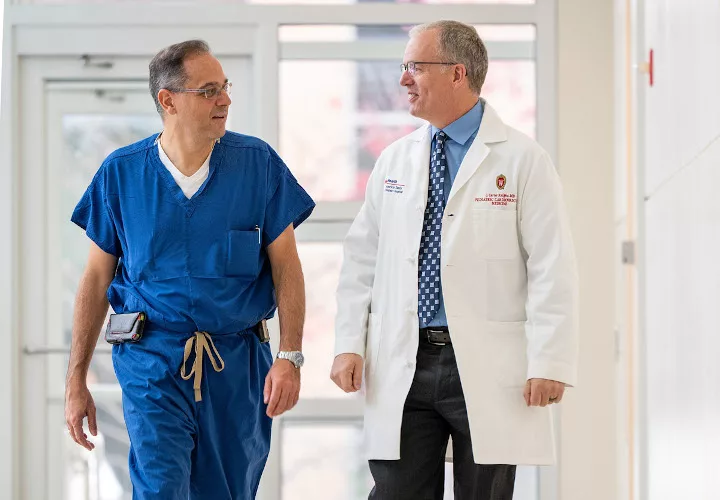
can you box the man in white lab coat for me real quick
[330,20,579,499]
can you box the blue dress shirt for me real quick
[422,99,484,328]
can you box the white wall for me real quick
[641,1,720,499]
[557,1,617,500]
[0,0,18,497]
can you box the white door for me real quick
[19,55,252,500]
[45,84,161,500]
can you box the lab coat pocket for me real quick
[226,230,260,279]
[365,313,383,376]
[487,322,528,388]
[486,260,527,322]
[471,209,520,260]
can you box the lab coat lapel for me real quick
[447,101,508,205]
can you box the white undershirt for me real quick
[157,141,211,199]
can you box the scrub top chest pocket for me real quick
[226,227,262,279]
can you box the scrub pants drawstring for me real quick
[181,331,225,402]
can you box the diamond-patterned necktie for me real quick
[418,131,448,325]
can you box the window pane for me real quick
[279,24,535,42]
[483,60,536,138]
[280,58,535,201]
[297,242,357,399]
[280,60,423,202]
[282,423,373,500]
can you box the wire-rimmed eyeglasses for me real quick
[400,61,457,76]
[170,81,232,99]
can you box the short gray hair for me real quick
[409,21,488,94]
[149,40,211,116]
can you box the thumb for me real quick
[87,401,98,436]
[264,373,272,404]
[352,359,363,390]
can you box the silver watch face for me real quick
[279,351,304,368]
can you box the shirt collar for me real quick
[431,99,484,145]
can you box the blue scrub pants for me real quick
[112,328,273,500]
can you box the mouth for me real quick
[212,115,227,121]
[408,93,419,103]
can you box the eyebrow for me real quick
[198,78,229,89]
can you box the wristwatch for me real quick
[276,351,304,369]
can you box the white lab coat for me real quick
[334,100,579,465]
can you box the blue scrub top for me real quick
[72,132,316,334]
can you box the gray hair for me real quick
[409,21,488,94]
[149,40,211,116]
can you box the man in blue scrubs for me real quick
[64,40,315,499]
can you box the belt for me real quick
[419,327,451,345]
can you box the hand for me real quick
[330,353,364,392]
[65,382,98,451]
[524,378,565,407]
[264,359,301,418]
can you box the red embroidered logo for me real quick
[496,174,507,190]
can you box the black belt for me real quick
[419,327,451,345]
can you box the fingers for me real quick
[268,383,301,417]
[274,390,293,418]
[66,421,78,446]
[70,417,94,451]
[290,379,300,410]
[330,366,353,392]
[266,380,281,418]
[87,401,98,437]
[265,361,303,417]
[352,361,363,391]
[549,384,565,404]
[338,370,355,393]
[330,355,363,393]
[527,380,565,407]
[65,386,96,451]
[263,373,272,405]
[529,385,544,407]
[523,381,531,406]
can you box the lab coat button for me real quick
[406,361,415,369]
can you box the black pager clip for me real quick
[105,312,146,344]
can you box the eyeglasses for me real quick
[170,81,232,99]
[400,61,457,76]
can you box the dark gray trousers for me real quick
[368,339,516,500]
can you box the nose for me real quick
[399,70,413,87]
[217,89,232,106]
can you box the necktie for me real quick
[418,131,448,325]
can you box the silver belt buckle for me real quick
[426,329,446,346]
